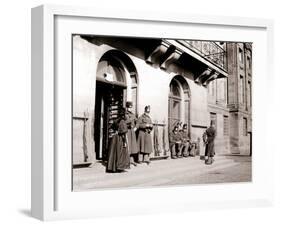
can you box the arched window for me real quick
[130,72,138,115]
[168,75,190,133]
[169,80,181,130]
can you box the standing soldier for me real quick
[203,120,216,165]
[180,124,190,157]
[137,105,153,165]
[169,125,182,159]
[106,107,130,172]
[125,101,139,166]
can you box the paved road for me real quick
[73,155,252,191]
[166,155,252,186]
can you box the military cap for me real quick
[126,101,133,108]
[144,105,150,112]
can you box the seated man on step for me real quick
[169,125,182,159]
[180,124,191,157]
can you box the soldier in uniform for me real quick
[169,125,182,159]
[203,120,216,165]
[125,101,139,166]
[180,124,190,157]
[137,105,153,165]
[106,107,130,172]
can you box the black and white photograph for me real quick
[72,35,252,191]
[1,0,280,223]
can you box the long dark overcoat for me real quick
[107,119,130,172]
[137,113,153,154]
[125,111,139,154]
[204,126,216,157]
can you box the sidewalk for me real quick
[73,155,252,191]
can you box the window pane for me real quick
[239,48,243,63]
[240,76,244,103]
[170,81,181,97]
[172,100,180,118]
[247,56,251,69]
[223,115,229,136]
[184,100,189,125]
[243,118,247,136]
[248,81,251,107]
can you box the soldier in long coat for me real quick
[125,101,139,166]
[180,124,191,157]
[169,125,182,159]
[203,120,216,165]
[106,108,130,172]
[137,105,153,165]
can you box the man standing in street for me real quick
[203,120,216,165]
[137,105,153,165]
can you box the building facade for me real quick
[72,35,252,166]
[227,42,252,155]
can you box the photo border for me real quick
[31,4,274,221]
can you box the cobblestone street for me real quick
[73,155,252,191]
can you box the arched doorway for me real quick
[168,75,191,133]
[94,50,138,160]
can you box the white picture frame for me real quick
[31,4,274,221]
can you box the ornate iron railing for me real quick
[177,40,227,70]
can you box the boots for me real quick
[205,157,213,165]
[130,156,137,166]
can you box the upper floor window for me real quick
[240,75,244,104]
[243,117,248,136]
[223,115,229,136]
[247,56,251,69]
[239,48,244,63]
[248,81,252,107]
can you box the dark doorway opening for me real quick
[94,81,126,161]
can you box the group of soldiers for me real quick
[106,102,154,173]
[168,120,216,164]
[169,123,195,159]
[106,101,216,173]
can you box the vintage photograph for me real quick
[72,35,252,191]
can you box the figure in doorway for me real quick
[137,105,153,165]
[106,107,130,172]
[125,101,139,166]
[203,120,216,165]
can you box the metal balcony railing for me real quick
[177,40,227,71]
